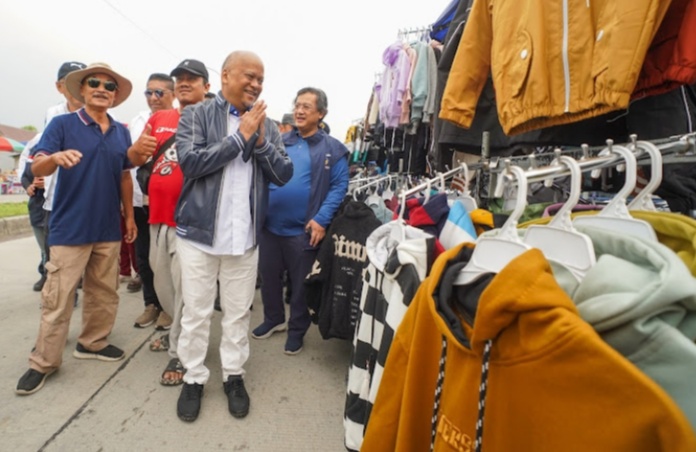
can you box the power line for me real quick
[100,0,180,62]
[100,0,220,78]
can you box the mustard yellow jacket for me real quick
[439,0,671,136]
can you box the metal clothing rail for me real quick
[351,174,393,193]
[483,133,696,185]
[397,25,432,39]
[400,163,470,198]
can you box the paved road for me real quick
[0,236,351,451]
[0,193,29,203]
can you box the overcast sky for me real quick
[0,0,450,141]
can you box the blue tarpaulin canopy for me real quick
[429,0,460,43]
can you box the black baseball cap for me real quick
[57,61,87,81]
[170,59,209,80]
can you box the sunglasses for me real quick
[85,78,118,92]
[144,89,171,99]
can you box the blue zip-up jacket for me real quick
[282,127,349,232]
[175,92,293,247]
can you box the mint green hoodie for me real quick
[556,224,696,429]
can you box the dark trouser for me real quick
[119,215,138,276]
[259,229,317,339]
[32,226,47,276]
[43,210,51,268]
[134,206,160,309]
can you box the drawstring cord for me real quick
[430,337,448,451]
[474,340,493,452]
[431,337,494,452]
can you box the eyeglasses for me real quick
[144,89,172,99]
[85,78,118,92]
[293,103,316,113]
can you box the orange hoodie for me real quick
[362,245,696,451]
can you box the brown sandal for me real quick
[160,358,185,386]
[149,334,169,352]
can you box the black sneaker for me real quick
[73,343,124,362]
[223,375,249,418]
[177,382,204,422]
[16,368,55,395]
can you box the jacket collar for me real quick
[284,128,326,146]
[214,91,248,117]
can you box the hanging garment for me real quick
[379,42,413,129]
[439,0,671,135]
[365,195,394,225]
[410,41,431,124]
[634,0,696,98]
[399,44,418,127]
[520,209,696,277]
[432,0,513,166]
[400,192,450,239]
[422,43,439,124]
[401,122,430,176]
[345,221,436,452]
[439,199,477,250]
[631,210,696,275]
[362,245,696,451]
[305,200,382,340]
[551,224,696,429]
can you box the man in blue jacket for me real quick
[252,87,350,355]
[174,50,293,423]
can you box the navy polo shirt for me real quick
[35,109,132,246]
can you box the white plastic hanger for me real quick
[398,186,408,221]
[422,177,433,204]
[454,164,531,285]
[438,172,447,192]
[573,143,657,241]
[453,162,478,211]
[627,140,662,212]
[381,174,394,201]
[523,155,596,281]
[365,181,383,206]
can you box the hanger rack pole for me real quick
[352,174,393,193]
[511,137,690,182]
[399,164,469,199]
[490,133,696,185]
[502,132,695,169]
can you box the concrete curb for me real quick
[0,214,31,240]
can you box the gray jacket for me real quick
[175,92,293,247]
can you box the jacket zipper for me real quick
[562,0,571,112]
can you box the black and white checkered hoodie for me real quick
[344,220,436,451]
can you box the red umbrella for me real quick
[0,136,24,152]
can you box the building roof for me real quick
[0,124,38,143]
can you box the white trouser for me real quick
[177,238,258,384]
[149,224,182,360]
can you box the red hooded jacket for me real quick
[633,0,696,98]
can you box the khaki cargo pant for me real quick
[29,241,120,373]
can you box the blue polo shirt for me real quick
[266,140,312,236]
[35,109,132,246]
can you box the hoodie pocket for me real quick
[508,30,534,98]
